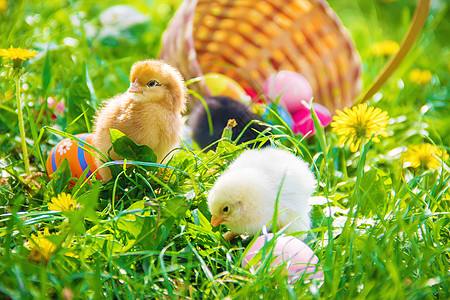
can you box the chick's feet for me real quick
[223,231,239,242]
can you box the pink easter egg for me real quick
[263,71,313,114]
[243,233,323,283]
[292,103,332,136]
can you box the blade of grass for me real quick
[187,89,214,136]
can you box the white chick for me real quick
[92,60,186,181]
[208,147,316,239]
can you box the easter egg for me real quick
[292,103,332,136]
[203,73,251,103]
[243,86,262,103]
[263,71,313,114]
[261,103,294,129]
[46,133,102,180]
[243,233,323,283]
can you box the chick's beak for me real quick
[128,80,143,94]
[211,214,226,227]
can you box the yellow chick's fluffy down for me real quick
[208,147,316,239]
[92,60,186,181]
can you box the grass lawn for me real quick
[0,0,449,298]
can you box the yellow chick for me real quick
[208,147,316,240]
[92,60,186,181]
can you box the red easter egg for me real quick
[243,86,263,103]
[46,133,102,180]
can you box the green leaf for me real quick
[42,49,51,94]
[311,103,328,159]
[66,213,86,234]
[164,196,190,219]
[110,129,157,163]
[124,216,156,250]
[66,64,95,133]
[84,62,98,108]
[76,182,101,221]
[46,234,67,247]
[359,168,386,217]
[121,196,190,251]
[47,159,71,196]
[64,183,101,235]
[24,104,44,169]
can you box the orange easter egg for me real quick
[46,133,102,181]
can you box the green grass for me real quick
[0,0,449,299]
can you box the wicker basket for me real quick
[160,0,362,113]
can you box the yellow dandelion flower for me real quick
[4,90,14,100]
[27,228,56,264]
[408,68,432,85]
[331,103,389,152]
[48,192,78,212]
[371,40,400,56]
[0,0,7,13]
[403,143,449,170]
[0,45,38,61]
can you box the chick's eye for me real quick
[147,80,161,87]
[222,206,229,213]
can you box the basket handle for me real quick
[358,0,431,103]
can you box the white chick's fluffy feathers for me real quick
[208,147,316,238]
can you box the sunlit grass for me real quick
[0,0,449,299]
